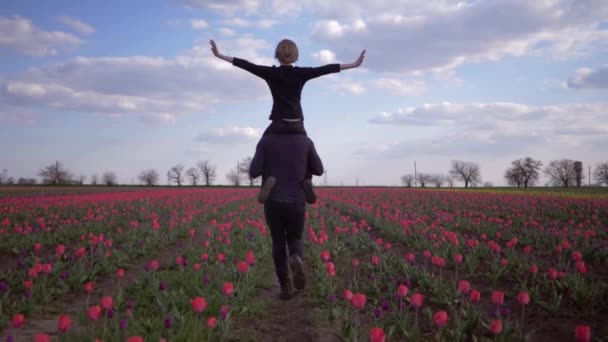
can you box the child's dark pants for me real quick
[263,200,305,287]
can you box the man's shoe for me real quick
[279,283,292,300]
[258,176,276,203]
[302,179,317,204]
[289,254,306,290]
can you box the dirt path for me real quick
[0,221,216,340]
[228,252,341,342]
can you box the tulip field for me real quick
[0,187,606,341]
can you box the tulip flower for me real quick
[191,297,207,313]
[457,280,470,295]
[397,284,409,297]
[410,293,424,308]
[490,319,503,335]
[238,261,249,273]
[127,337,144,342]
[88,305,102,321]
[321,250,331,261]
[369,327,386,342]
[469,289,481,303]
[11,314,25,328]
[343,289,353,301]
[371,255,380,266]
[491,291,504,305]
[57,315,71,333]
[34,334,51,342]
[223,282,234,296]
[207,316,218,328]
[433,311,449,327]
[575,325,591,342]
[100,296,113,311]
[350,293,367,309]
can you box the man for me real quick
[249,133,324,300]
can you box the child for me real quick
[210,39,365,203]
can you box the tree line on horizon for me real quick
[1,157,607,188]
[401,158,608,188]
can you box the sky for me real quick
[1,0,607,186]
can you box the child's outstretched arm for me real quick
[340,50,366,70]
[209,40,233,63]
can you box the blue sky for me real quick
[1,0,607,186]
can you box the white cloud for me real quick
[329,81,366,96]
[218,28,237,37]
[57,15,95,35]
[567,65,608,89]
[195,126,262,144]
[175,0,262,15]
[312,49,336,64]
[364,102,608,157]
[0,37,274,122]
[0,16,82,56]
[222,17,278,29]
[190,19,209,29]
[309,0,608,73]
[372,77,428,96]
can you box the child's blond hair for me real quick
[274,39,299,64]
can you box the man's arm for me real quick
[249,141,265,179]
[340,50,366,70]
[308,140,324,176]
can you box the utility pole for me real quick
[414,161,417,188]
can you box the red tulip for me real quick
[127,337,144,342]
[469,289,481,303]
[321,250,331,261]
[410,293,424,308]
[423,250,431,258]
[523,246,533,254]
[223,282,234,296]
[56,244,65,256]
[34,242,42,251]
[575,325,591,342]
[326,262,336,277]
[491,291,504,305]
[343,289,353,301]
[191,297,207,313]
[116,268,125,278]
[57,315,71,332]
[352,258,360,267]
[576,261,588,274]
[500,258,509,267]
[571,251,583,262]
[454,254,463,263]
[433,311,449,327]
[84,281,94,293]
[88,305,101,321]
[76,247,85,258]
[207,316,218,328]
[405,252,416,262]
[24,280,33,289]
[518,292,530,305]
[490,320,503,335]
[457,280,470,295]
[238,261,249,273]
[529,264,538,274]
[246,251,256,265]
[216,253,226,263]
[350,293,367,309]
[397,284,409,297]
[201,253,209,262]
[369,327,386,342]
[371,255,380,266]
[35,334,51,342]
[176,256,185,266]
[547,268,558,280]
[100,296,113,310]
[11,313,25,328]
[149,260,160,271]
[193,263,202,271]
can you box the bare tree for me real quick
[102,171,118,186]
[449,160,481,188]
[429,174,445,188]
[38,161,70,185]
[226,168,242,186]
[505,157,542,188]
[484,181,494,187]
[17,178,38,185]
[593,162,608,186]
[76,174,87,185]
[7,177,15,185]
[238,157,260,186]
[186,167,201,186]
[544,159,581,187]
[446,175,454,188]
[416,173,431,188]
[197,160,217,186]
[401,174,414,187]
[139,169,159,186]
[168,164,185,186]
[90,174,99,185]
